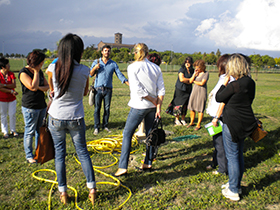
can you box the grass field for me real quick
[0,67,279,209]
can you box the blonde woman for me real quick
[216,54,257,201]
[114,43,165,177]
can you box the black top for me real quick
[175,66,194,93]
[216,76,258,142]
[19,67,47,109]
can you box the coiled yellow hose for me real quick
[32,133,139,209]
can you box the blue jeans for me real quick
[119,107,156,169]
[212,132,228,174]
[94,88,112,129]
[223,124,244,193]
[22,106,46,160]
[48,116,96,192]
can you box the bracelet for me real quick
[214,116,219,120]
[11,90,14,94]
[4,84,6,87]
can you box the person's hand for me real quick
[155,111,161,119]
[95,63,100,70]
[13,91,18,96]
[0,83,4,88]
[223,76,230,86]
[212,118,219,127]
[49,90,54,99]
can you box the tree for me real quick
[216,49,221,60]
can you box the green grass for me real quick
[0,70,279,209]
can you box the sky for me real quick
[0,0,280,58]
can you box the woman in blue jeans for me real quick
[216,54,258,201]
[47,34,96,205]
[19,50,49,164]
[113,43,165,177]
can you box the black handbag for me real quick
[144,117,166,147]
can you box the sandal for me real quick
[181,120,187,126]
[89,189,97,205]
[194,126,201,131]
[60,192,68,205]
[3,133,9,138]
[186,124,195,128]
[10,131,18,137]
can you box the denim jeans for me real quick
[119,107,156,169]
[212,132,228,174]
[48,116,96,192]
[22,106,46,160]
[94,88,112,129]
[223,124,244,193]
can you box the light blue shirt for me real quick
[48,60,90,120]
[90,58,128,89]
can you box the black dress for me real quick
[166,66,194,116]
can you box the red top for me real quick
[0,71,16,102]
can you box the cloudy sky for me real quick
[0,0,279,57]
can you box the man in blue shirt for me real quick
[90,45,129,135]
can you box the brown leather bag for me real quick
[34,101,55,164]
[250,118,268,143]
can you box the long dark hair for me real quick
[0,57,9,69]
[55,33,84,98]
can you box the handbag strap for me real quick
[151,117,163,130]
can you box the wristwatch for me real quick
[214,116,219,120]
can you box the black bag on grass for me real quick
[144,117,166,147]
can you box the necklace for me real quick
[0,71,8,83]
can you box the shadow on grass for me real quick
[244,126,280,170]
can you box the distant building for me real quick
[97,33,135,51]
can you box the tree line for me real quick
[2,45,279,69]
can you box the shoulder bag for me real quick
[34,100,55,164]
[250,118,268,143]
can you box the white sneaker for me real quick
[93,129,98,135]
[174,120,182,126]
[222,182,242,194]
[104,127,112,133]
[10,131,18,137]
[181,120,187,126]
[222,187,240,201]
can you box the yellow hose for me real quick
[32,133,139,209]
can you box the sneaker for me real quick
[10,131,18,137]
[222,187,240,201]
[104,127,112,133]
[221,182,242,194]
[174,120,182,126]
[181,120,187,126]
[93,129,98,135]
[212,170,219,175]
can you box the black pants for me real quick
[212,132,228,174]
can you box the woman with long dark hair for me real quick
[166,57,195,125]
[47,33,96,205]
[19,50,49,163]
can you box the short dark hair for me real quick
[101,45,111,51]
[147,53,161,66]
[0,57,9,69]
[181,56,193,68]
[27,50,46,68]
[217,54,230,76]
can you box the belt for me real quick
[95,87,112,91]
